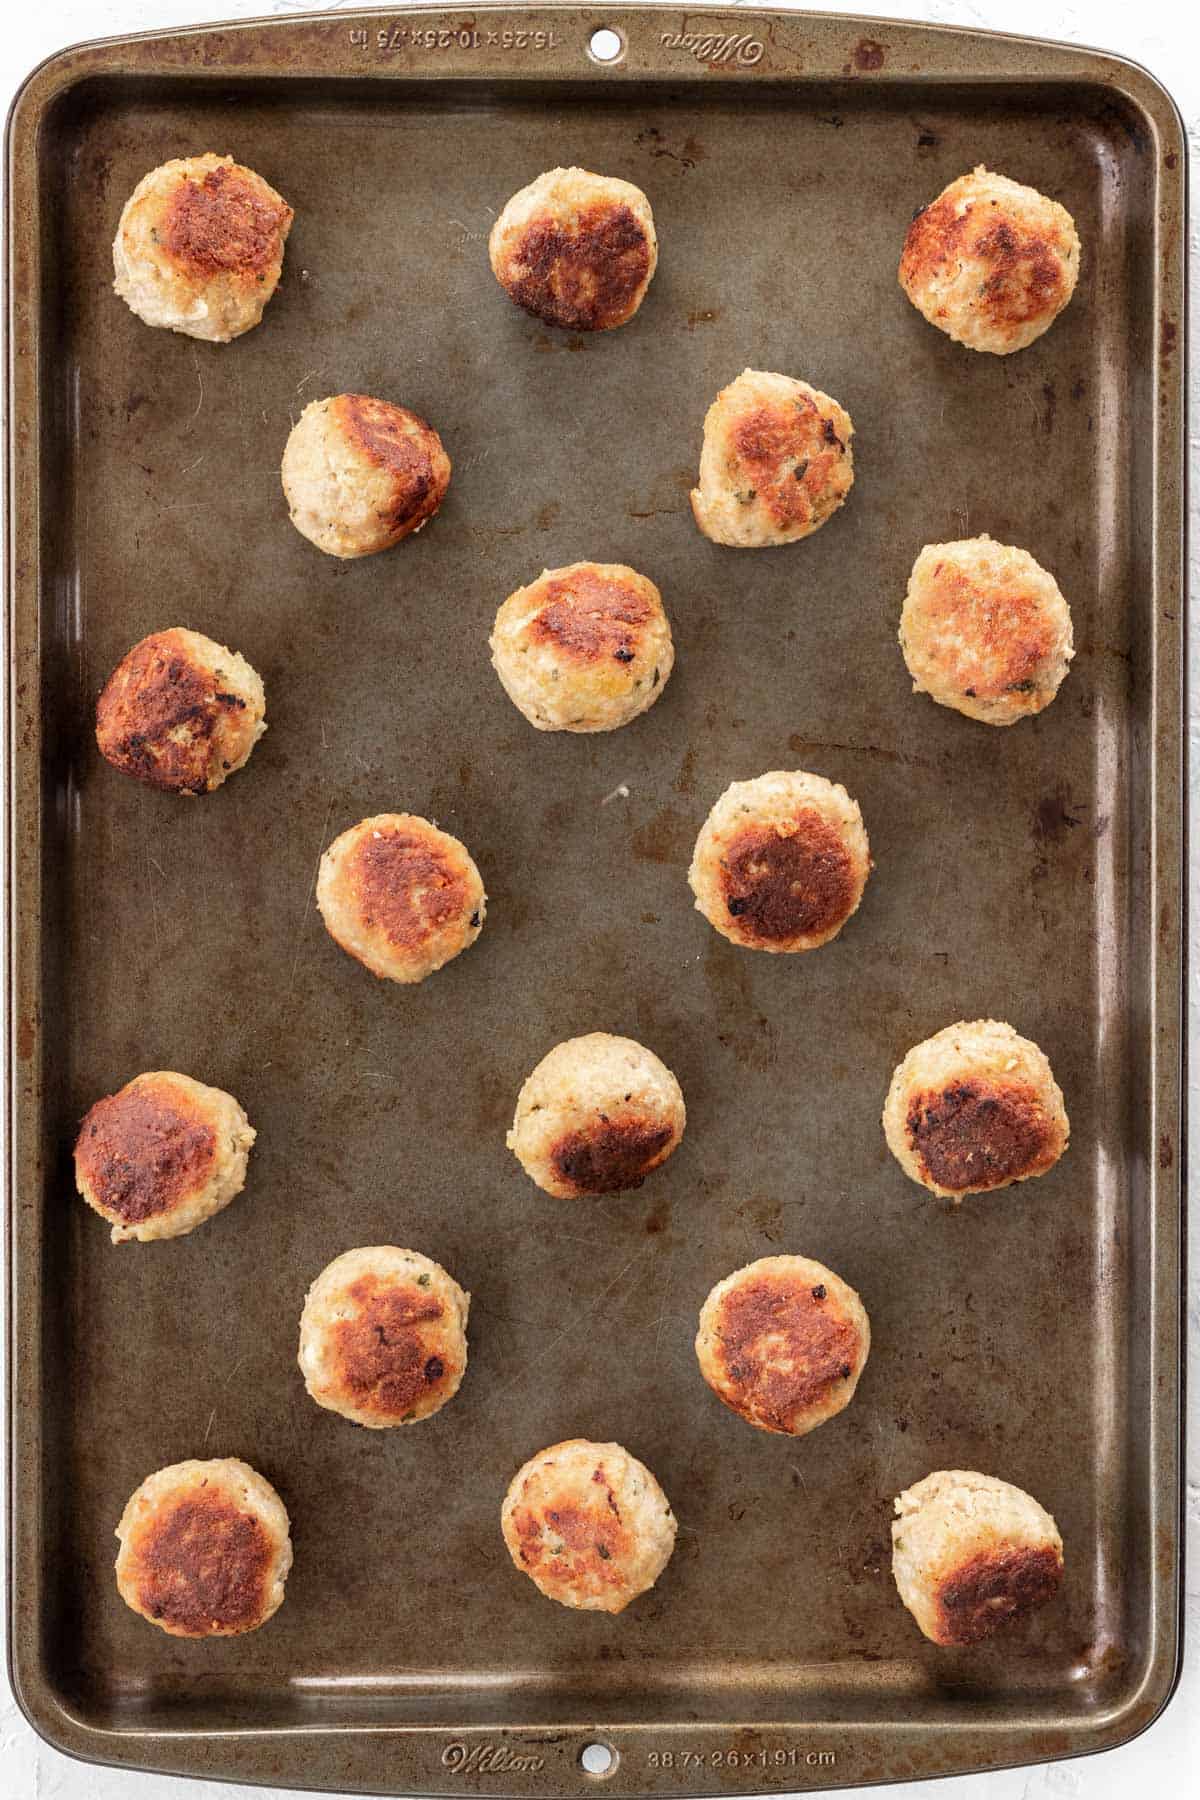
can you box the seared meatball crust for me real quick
[115,1458,292,1637]
[298,1246,470,1427]
[691,369,854,548]
[883,1018,1069,1199]
[74,1070,255,1244]
[892,1469,1064,1645]
[95,628,266,795]
[507,1032,686,1199]
[900,535,1073,725]
[316,813,486,985]
[113,153,292,343]
[489,167,657,331]
[696,1254,870,1436]
[501,1438,676,1612]
[490,561,674,732]
[281,395,452,559]
[689,770,871,953]
[899,165,1080,355]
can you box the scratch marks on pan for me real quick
[294,366,325,395]
[652,1239,679,1361]
[493,1237,658,1401]
[141,796,163,957]
[201,1407,216,1449]
[189,347,204,423]
[288,793,335,999]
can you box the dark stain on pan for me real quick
[630,805,692,865]
[1042,382,1057,433]
[845,38,886,73]
[686,308,722,329]
[704,945,779,1072]
[1158,1135,1174,1170]
[672,748,697,796]
[1032,786,1082,848]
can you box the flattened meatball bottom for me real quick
[74,1070,255,1244]
[112,153,293,343]
[115,1458,292,1637]
[316,813,485,984]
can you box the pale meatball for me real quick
[899,165,1080,355]
[892,1469,1064,1645]
[501,1439,676,1612]
[74,1071,255,1244]
[689,770,871,953]
[298,1246,470,1428]
[901,536,1073,725]
[490,562,674,732]
[112,153,292,343]
[690,369,854,548]
[95,628,265,795]
[489,167,657,331]
[696,1255,870,1437]
[282,395,451,559]
[115,1458,292,1637]
[883,1019,1069,1200]
[507,1032,685,1199]
[316,813,485,985]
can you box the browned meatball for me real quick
[281,395,451,558]
[95,628,265,795]
[489,167,657,331]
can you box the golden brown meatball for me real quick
[95,628,265,795]
[501,1439,676,1612]
[490,561,675,732]
[695,1255,870,1437]
[690,369,854,548]
[281,395,451,559]
[507,1032,686,1198]
[489,167,657,331]
[688,770,871,953]
[115,1458,292,1637]
[892,1469,1064,1645]
[899,166,1080,355]
[112,153,292,343]
[298,1246,470,1428]
[900,535,1074,725]
[316,813,486,985]
[883,1019,1069,1199]
[74,1070,255,1244]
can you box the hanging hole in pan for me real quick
[579,1741,618,1777]
[587,28,625,65]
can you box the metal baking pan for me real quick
[5,5,1185,1794]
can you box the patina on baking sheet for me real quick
[5,6,1185,1795]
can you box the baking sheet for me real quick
[5,6,1185,1794]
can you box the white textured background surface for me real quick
[1,1,1196,1796]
